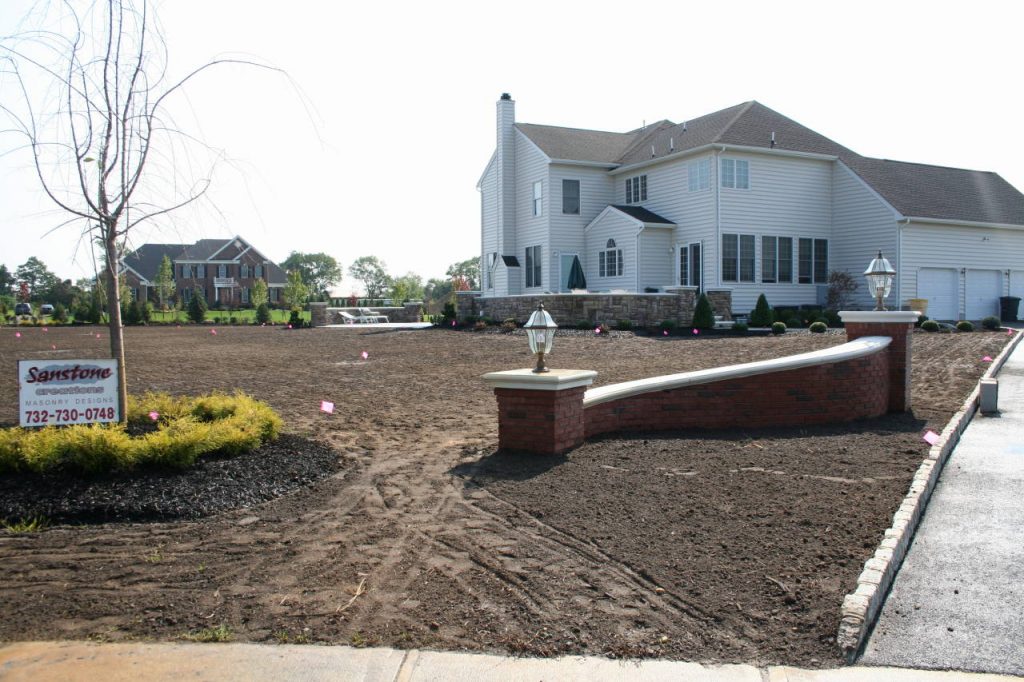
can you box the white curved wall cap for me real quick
[583,336,892,408]
[839,311,920,323]
[482,368,598,391]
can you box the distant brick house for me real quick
[121,236,287,307]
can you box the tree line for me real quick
[0,252,482,318]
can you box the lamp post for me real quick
[523,303,557,373]
[864,251,897,311]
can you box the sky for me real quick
[1,0,1022,293]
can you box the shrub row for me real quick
[0,392,282,475]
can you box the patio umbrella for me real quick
[567,255,587,290]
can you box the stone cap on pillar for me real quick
[482,368,597,391]
[839,311,920,324]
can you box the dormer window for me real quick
[533,181,543,216]
[625,175,647,204]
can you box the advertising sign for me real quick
[18,359,120,427]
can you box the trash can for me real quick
[1000,296,1021,322]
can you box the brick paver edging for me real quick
[837,328,1024,661]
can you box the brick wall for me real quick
[495,386,588,455]
[584,353,889,438]
[844,321,913,412]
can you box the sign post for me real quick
[18,359,121,427]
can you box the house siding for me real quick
[549,165,615,290]
[585,211,638,291]
[901,221,1024,319]
[831,162,899,310]
[639,229,674,291]
[718,153,833,312]
[480,161,499,294]
[515,130,551,292]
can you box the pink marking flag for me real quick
[42,327,48,332]
[148,411,160,421]
[663,330,669,336]
[692,328,699,335]
[319,400,335,414]
[982,356,993,362]
[594,327,601,335]
[922,430,940,446]
[210,329,217,335]
[15,332,21,338]
[287,324,292,329]
[96,333,101,339]
[1010,329,1016,336]
[51,344,56,350]
[360,351,369,360]
[451,320,456,327]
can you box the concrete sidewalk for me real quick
[861,335,1024,675]
[1,641,1022,682]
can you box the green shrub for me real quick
[658,319,678,332]
[440,302,456,325]
[749,294,773,327]
[731,322,749,334]
[462,315,479,326]
[473,320,488,331]
[981,316,1001,331]
[288,309,304,328]
[771,321,787,335]
[692,294,715,330]
[921,320,940,332]
[500,320,516,333]
[823,310,842,328]
[785,317,802,328]
[122,300,142,326]
[53,303,69,324]
[956,320,974,332]
[614,319,633,331]
[0,392,281,475]
[915,314,930,328]
[595,322,611,335]
[187,289,207,324]
[809,321,828,333]
[576,320,592,330]
[255,303,271,325]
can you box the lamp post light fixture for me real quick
[524,303,558,373]
[864,251,897,311]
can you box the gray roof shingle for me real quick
[123,243,188,282]
[610,205,675,225]
[514,101,1024,226]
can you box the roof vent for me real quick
[651,145,656,158]
[682,121,687,132]
[770,131,776,148]
[670,137,674,152]
[500,92,511,100]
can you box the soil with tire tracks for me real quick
[0,325,1011,666]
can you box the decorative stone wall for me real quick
[462,289,733,327]
[309,302,327,327]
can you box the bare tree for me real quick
[1,1,278,421]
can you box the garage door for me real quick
[965,269,1002,320]
[917,268,958,320]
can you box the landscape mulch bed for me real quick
[0,325,1010,667]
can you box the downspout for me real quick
[715,147,723,287]
[636,226,642,292]
[898,218,909,309]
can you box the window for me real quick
[533,181,543,216]
[688,159,710,191]
[721,233,755,283]
[486,252,497,289]
[254,264,263,279]
[679,243,701,288]
[269,288,279,302]
[797,238,829,284]
[241,287,250,304]
[217,264,227,278]
[760,236,793,284]
[625,175,647,203]
[599,239,623,278]
[562,179,580,215]
[180,264,192,279]
[182,288,192,303]
[197,264,206,279]
[525,245,542,288]
[721,159,749,189]
[240,264,250,278]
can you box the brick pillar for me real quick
[482,369,597,455]
[840,311,920,412]
[309,302,328,327]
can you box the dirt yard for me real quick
[0,325,1011,667]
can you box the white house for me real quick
[478,94,1024,319]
